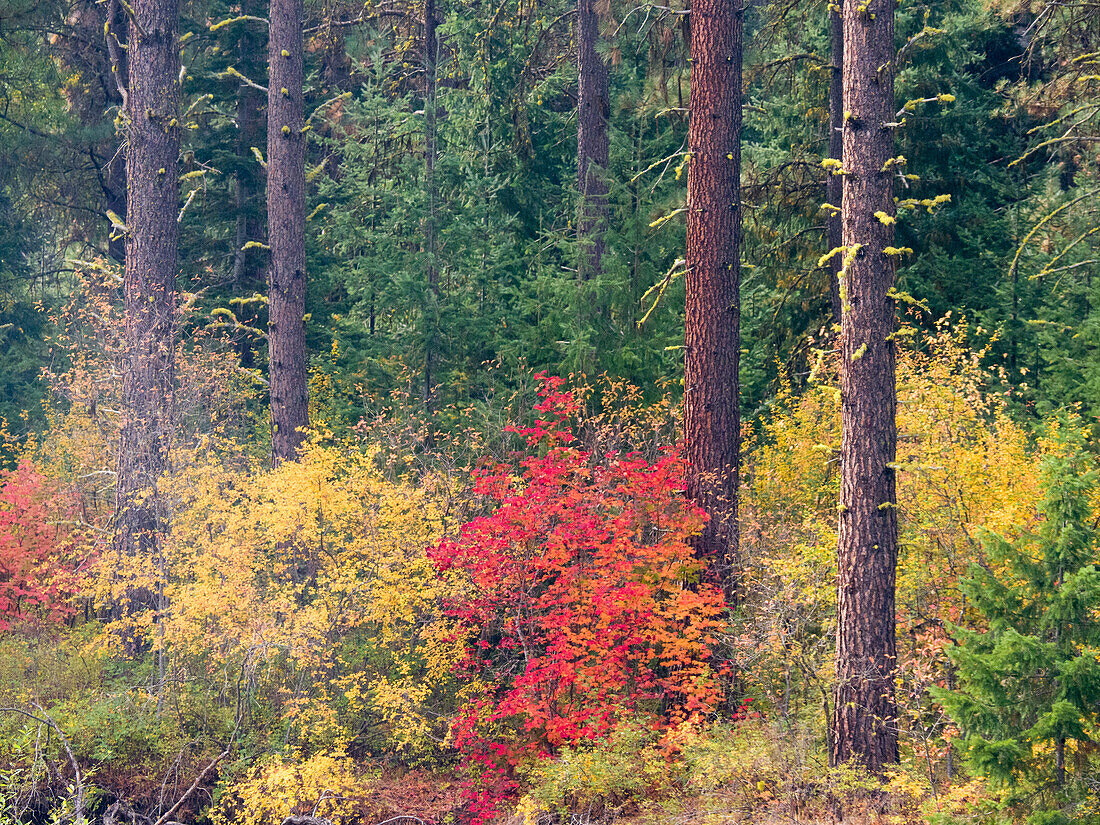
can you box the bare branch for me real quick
[105,0,129,111]
[151,749,230,825]
[1,705,85,825]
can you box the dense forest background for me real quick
[3,0,1100,820]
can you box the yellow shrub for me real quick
[214,748,368,825]
[162,440,466,757]
[741,324,1045,752]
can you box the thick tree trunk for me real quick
[684,0,742,604]
[423,0,439,410]
[232,0,267,368]
[831,0,900,773]
[576,0,610,283]
[114,0,180,641]
[268,0,309,464]
[826,4,843,325]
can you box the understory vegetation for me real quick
[0,317,1096,824]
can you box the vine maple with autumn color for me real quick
[431,377,724,819]
[0,461,82,631]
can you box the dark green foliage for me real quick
[936,421,1100,790]
[0,34,69,452]
[7,0,1100,817]
[313,70,521,410]
[0,0,1095,445]
[305,3,694,428]
[892,7,1031,323]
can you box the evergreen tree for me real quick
[825,1,843,325]
[937,422,1100,790]
[230,0,268,367]
[576,0,610,288]
[684,0,743,603]
[422,0,440,408]
[113,0,181,627]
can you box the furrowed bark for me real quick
[114,0,180,648]
[684,0,742,605]
[831,0,900,773]
[268,0,309,463]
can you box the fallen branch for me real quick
[152,749,230,825]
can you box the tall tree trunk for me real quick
[422,0,439,410]
[104,0,129,265]
[831,0,900,773]
[232,0,267,368]
[826,4,843,326]
[268,0,309,464]
[114,0,180,649]
[576,0,610,283]
[684,0,742,604]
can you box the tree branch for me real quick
[0,705,85,825]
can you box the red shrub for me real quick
[0,461,80,630]
[431,377,724,819]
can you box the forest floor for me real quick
[349,770,925,825]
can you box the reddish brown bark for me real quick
[577,0,609,283]
[684,0,742,603]
[114,0,180,573]
[831,0,900,773]
[826,4,843,325]
[268,0,309,463]
[232,0,267,368]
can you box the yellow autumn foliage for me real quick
[213,747,368,825]
[741,324,1044,743]
[162,439,466,758]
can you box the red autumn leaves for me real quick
[0,461,81,631]
[431,377,724,812]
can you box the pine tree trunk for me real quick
[684,0,742,604]
[268,0,308,464]
[831,0,900,773]
[232,0,266,368]
[423,0,439,410]
[826,4,843,325]
[114,0,180,640]
[577,0,609,283]
[105,0,129,265]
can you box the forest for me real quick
[1,0,1099,818]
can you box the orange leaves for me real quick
[433,377,724,817]
[0,460,82,631]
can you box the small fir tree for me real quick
[936,420,1100,788]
